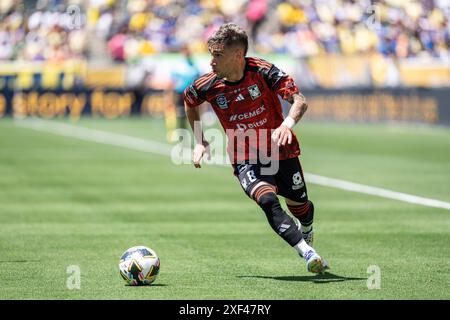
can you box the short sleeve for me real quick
[183,83,205,108]
[264,64,299,101]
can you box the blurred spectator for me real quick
[107,25,127,61]
[169,45,200,130]
[246,0,268,43]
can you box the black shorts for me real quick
[233,157,308,202]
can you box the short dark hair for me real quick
[207,23,248,56]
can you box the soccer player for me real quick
[183,23,328,274]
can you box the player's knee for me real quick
[258,192,284,222]
[256,192,279,215]
[258,193,303,246]
[257,193,286,225]
[253,184,277,205]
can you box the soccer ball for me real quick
[118,246,160,286]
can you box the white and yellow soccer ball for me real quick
[119,246,160,286]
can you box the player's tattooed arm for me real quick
[272,93,308,146]
[287,93,308,123]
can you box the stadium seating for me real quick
[0,0,448,61]
[0,1,448,89]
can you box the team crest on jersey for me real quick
[216,94,229,109]
[248,84,261,100]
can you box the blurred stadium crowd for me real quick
[0,0,449,62]
[0,0,449,122]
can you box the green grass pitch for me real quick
[0,117,449,299]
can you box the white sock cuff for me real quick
[294,239,313,257]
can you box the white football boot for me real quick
[304,250,329,274]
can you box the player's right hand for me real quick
[271,125,293,146]
[192,141,210,168]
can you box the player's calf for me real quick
[254,186,303,247]
[287,200,314,246]
[254,186,328,274]
[286,200,314,229]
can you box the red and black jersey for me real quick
[183,57,301,163]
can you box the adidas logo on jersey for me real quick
[235,94,245,102]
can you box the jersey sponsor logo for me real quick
[216,94,229,109]
[229,105,266,122]
[236,118,267,130]
[248,84,261,100]
[292,172,304,190]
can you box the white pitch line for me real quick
[304,173,450,211]
[15,118,173,156]
[15,118,450,211]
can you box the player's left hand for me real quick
[271,125,292,146]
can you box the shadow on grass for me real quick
[125,283,168,287]
[238,272,366,284]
